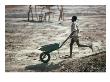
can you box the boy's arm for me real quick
[76,23,79,33]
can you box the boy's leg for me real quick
[76,39,93,51]
[70,39,74,58]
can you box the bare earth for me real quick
[5,5,106,72]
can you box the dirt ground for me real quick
[5,5,106,72]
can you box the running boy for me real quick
[70,16,93,58]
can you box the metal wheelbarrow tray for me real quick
[39,43,60,53]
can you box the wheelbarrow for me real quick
[39,31,75,63]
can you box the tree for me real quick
[27,5,33,21]
[35,5,38,21]
[57,5,64,21]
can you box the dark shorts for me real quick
[71,36,79,42]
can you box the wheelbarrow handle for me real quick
[59,30,75,48]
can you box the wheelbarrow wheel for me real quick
[40,52,50,63]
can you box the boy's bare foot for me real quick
[68,55,72,58]
[89,44,93,52]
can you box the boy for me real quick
[70,16,93,58]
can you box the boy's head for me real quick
[72,16,77,22]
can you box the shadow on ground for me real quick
[25,61,64,72]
